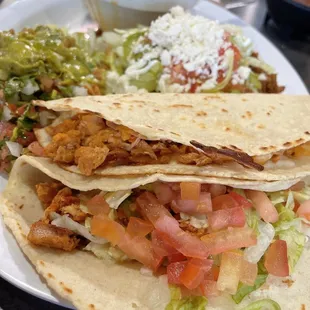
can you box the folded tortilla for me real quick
[32,93,310,181]
[1,155,310,310]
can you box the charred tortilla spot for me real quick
[64,98,72,104]
[21,233,27,239]
[267,112,271,116]
[113,102,121,107]
[158,128,164,131]
[282,279,294,287]
[296,138,304,143]
[257,124,265,129]
[221,108,228,112]
[246,111,252,118]
[230,145,242,151]
[190,140,264,171]
[153,109,160,112]
[146,125,152,128]
[283,142,292,147]
[241,115,246,119]
[225,127,230,131]
[180,117,187,120]
[196,111,207,116]
[170,132,181,136]
[89,304,95,309]
[260,146,269,150]
[199,123,206,129]
[170,104,193,108]
[39,260,45,266]
[19,204,24,209]
[305,131,310,135]
[301,304,305,310]
[47,273,55,279]
[241,98,247,102]
[138,104,143,107]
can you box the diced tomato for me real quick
[240,260,258,286]
[118,233,162,271]
[87,195,110,215]
[28,141,45,156]
[180,286,203,297]
[179,258,213,290]
[136,192,172,225]
[201,227,257,255]
[208,207,246,231]
[180,182,201,201]
[289,181,305,191]
[245,190,279,223]
[217,251,243,294]
[16,131,36,147]
[167,261,188,284]
[7,103,17,113]
[200,280,220,297]
[208,184,227,198]
[297,199,310,220]
[155,215,210,259]
[154,182,176,205]
[173,192,212,215]
[212,194,238,211]
[229,192,252,209]
[167,252,187,263]
[231,45,241,70]
[16,105,27,116]
[91,214,125,245]
[0,121,15,140]
[264,240,289,277]
[127,217,153,237]
[151,230,178,257]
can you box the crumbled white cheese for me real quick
[106,71,147,94]
[180,213,208,229]
[231,66,251,85]
[258,73,267,81]
[125,6,230,93]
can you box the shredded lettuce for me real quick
[122,29,147,62]
[244,221,275,264]
[246,72,262,92]
[277,227,305,272]
[232,274,268,304]
[104,190,132,209]
[245,209,260,234]
[243,57,275,75]
[293,185,310,203]
[51,213,107,244]
[240,299,281,310]
[165,286,207,310]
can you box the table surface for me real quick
[0,0,310,309]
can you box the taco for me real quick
[27,93,310,182]
[1,155,310,309]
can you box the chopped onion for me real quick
[21,80,39,95]
[5,141,22,157]
[140,266,153,277]
[2,105,13,121]
[129,135,142,150]
[102,31,122,47]
[51,213,107,244]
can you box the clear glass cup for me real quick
[209,0,257,9]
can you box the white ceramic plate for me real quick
[0,0,308,308]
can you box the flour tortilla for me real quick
[33,94,310,180]
[1,157,310,309]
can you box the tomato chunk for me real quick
[154,182,176,205]
[245,190,279,223]
[127,217,153,237]
[87,195,110,215]
[297,199,310,220]
[264,240,289,277]
[180,182,201,201]
[229,192,252,209]
[167,261,188,284]
[91,215,125,245]
[212,194,238,211]
[180,258,213,290]
[208,184,227,198]
[167,252,187,263]
[217,251,243,294]
[28,141,45,156]
[155,215,209,259]
[201,227,257,255]
[118,233,162,271]
[208,207,246,231]
[151,230,178,257]
[200,280,220,297]
[136,192,172,224]
[240,260,258,286]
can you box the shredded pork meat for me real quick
[28,221,79,251]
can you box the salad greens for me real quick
[240,299,281,310]
[165,286,208,310]
[232,274,268,304]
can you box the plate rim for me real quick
[0,0,308,308]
